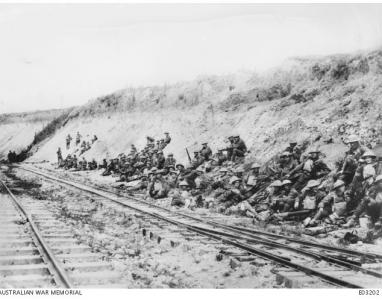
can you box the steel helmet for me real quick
[229,176,241,185]
[363,165,376,179]
[282,179,292,185]
[219,167,228,173]
[306,180,320,189]
[375,175,382,183]
[280,151,291,157]
[250,162,261,169]
[196,166,204,172]
[309,147,321,154]
[270,180,283,187]
[235,166,245,173]
[362,150,377,159]
[149,167,158,174]
[179,180,189,187]
[176,163,184,168]
[347,135,360,143]
[332,180,345,190]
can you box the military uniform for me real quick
[164,132,171,145]
[289,151,330,190]
[231,136,247,161]
[56,148,63,165]
[75,132,81,146]
[339,136,367,185]
[147,175,170,199]
[271,180,299,212]
[164,154,176,168]
[216,177,246,211]
[66,134,72,150]
[200,143,212,161]
[311,180,349,224]
[214,150,227,166]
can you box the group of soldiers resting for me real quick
[56,132,382,231]
[57,132,98,170]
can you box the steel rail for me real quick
[24,165,382,261]
[0,177,74,289]
[18,165,382,288]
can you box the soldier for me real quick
[271,180,299,212]
[234,166,245,181]
[191,151,202,169]
[285,142,297,153]
[83,157,88,170]
[88,158,98,170]
[200,142,212,161]
[171,180,190,207]
[147,169,170,199]
[91,135,98,143]
[231,135,247,162]
[175,163,186,176]
[127,175,149,192]
[224,136,235,161]
[285,142,302,163]
[194,165,212,191]
[164,132,171,145]
[72,155,78,170]
[216,176,247,212]
[56,147,62,165]
[80,141,87,155]
[146,136,155,148]
[181,167,200,189]
[214,149,227,166]
[156,150,166,169]
[211,167,230,190]
[66,134,72,150]
[269,151,297,179]
[288,149,331,191]
[159,139,166,150]
[164,153,176,168]
[294,179,325,211]
[265,180,284,206]
[75,132,81,146]
[244,163,261,188]
[102,159,115,176]
[99,158,108,169]
[347,153,376,211]
[339,135,367,185]
[166,169,179,188]
[343,165,377,228]
[310,180,349,225]
[64,154,72,170]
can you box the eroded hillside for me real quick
[3,49,382,166]
[0,109,71,160]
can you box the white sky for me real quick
[0,3,382,113]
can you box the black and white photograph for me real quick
[0,2,382,293]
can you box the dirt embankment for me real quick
[3,49,382,166]
[0,109,70,160]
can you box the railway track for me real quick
[0,175,127,288]
[15,164,382,288]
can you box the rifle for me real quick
[186,148,192,164]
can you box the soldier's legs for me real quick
[293,172,310,191]
[311,207,331,223]
[232,149,244,162]
[367,200,382,224]
[226,149,233,161]
[282,199,295,212]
